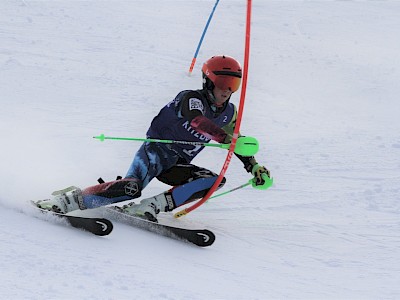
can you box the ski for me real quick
[102,207,215,247]
[30,201,113,236]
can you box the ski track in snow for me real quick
[1,1,400,299]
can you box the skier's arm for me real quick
[181,93,272,188]
[179,91,204,121]
[222,107,271,187]
[193,113,273,188]
[237,154,272,189]
[180,92,228,143]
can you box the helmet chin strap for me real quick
[206,89,217,104]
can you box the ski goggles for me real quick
[212,71,242,92]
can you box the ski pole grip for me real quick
[221,136,259,156]
[235,136,259,156]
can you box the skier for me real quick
[36,55,272,222]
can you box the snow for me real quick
[1,0,400,299]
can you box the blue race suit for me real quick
[146,90,235,162]
[82,89,235,208]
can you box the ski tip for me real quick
[94,218,114,236]
[196,229,216,247]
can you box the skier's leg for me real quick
[122,164,225,221]
[82,142,180,208]
[34,177,143,213]
[36,142,177,213]
[157,163,226,207]
[81,178,142,208]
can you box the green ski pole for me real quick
[93,133,259,156]
[208,179,252,201]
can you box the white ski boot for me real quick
[121,192,175,222]
[35,186,86,214]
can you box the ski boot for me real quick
[35,186,86,214]
[119,192,175,222]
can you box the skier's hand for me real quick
[251,164,273,190]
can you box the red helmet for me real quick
[202,55,242,92]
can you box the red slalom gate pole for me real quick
[175,0,253,218]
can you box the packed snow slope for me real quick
[1,1,400,299]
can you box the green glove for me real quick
[251,164,273,190]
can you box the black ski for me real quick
[102,207,215,247]
[31,201,113,236]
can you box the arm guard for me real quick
[190,115,227,143]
